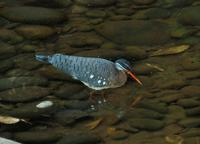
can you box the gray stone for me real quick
[96,20,171,46]
[62,100,91,110]
[159,79,187,89]
[57,132,101,144]
[0,59,14,73]
[0,86,49,102]
[15,25,55,39]
[0,28,24,44]
[14,129,62,144]
[186,106,200,116]
[63,32,103,47]
[53,0,72,7]
[159,93,183,103]
[75,0,116,7]
[179,118,200,128]
[137,100,168,113]
[0,42,16,60]
[182,128,200,137]
[0,6,65,24]
[177,98,199,108]
[85,10,106,18]
[181,86,200,97]
[178,6,200,25]
[132,0,156,5]
[0,76,48,91]
[115,8,134,16]
[129,118,164,130]
[75,49,125,60]
[125,46,147,60]
[55,83,87,100]
[55,110,90,125]
[126,108,164,119]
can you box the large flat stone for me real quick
[95,20,171,46]
[0,6,65,24]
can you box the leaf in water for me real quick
[165,135,184,144]
[86,118,103,130]
[0,115,20,124]
[146,63,165,72]
[0,115,30,125]
[150,45,190,56]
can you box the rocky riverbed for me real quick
[0,0,200,144]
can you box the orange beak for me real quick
[126,70,143,86]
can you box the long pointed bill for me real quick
[127,70,143,86]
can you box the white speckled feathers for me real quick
[36,54,127,90]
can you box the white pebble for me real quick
[36,100,53,109]
[90,74,94,79]
[98,100,102,104]
[98,80,101,84]
[103,81,106,85]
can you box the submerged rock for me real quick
[0,28,23,44]
[57,132,101,144]
[96,20,171,46]
[15,25,55,39]
[129,118,164,130]
[178,6,200,26]
[0,42,16,60]
[132,0,156,5]
[0,86,49,102]
[14,129,63,144]
[0,6,65,24]
[0,76,48,91]
[75,0,116,7]
[55,110,90,125]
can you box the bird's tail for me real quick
[35,54,52,63]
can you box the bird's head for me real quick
[115,59,143,85]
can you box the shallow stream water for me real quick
[0,0,200,144]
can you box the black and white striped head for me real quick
[115,59,143,85]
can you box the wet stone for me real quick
[0,86,49,103]
[137,100,168,113]
[184,137,200,144]
[132,0,156,5]
[129,118,164,131]
[85,10,106,18]
[181,86,200,97]
[124,46,147,60]
[134,8,170,19]
[75,0,116,7]
[182,128,200,137]
[178,71,200,80]
[0,59,14,73]
[0,76,48,91]
[186,106,200,116]
[0,42,16,60]
[54,83,84,99]
[178,6,200,26]
[177,98,199,108]
[126,108,164,119]
[57,132,101,144]
[0,6,65,24]
[0,28,24,44]
[63,33,103,47]
[159,79,187,90]
[95,20,171,46]
[55,110,90,125]
[15,25,55,40]
[6,69,33,77]
[62,100,91,110]
[159,93,183,103]
[115,8,135,16]
[165,105,186,124]
[179,118,200,128]
[14,129,63,144]
[75,49,125,60]
[53,0,72,8]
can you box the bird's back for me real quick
[37,54,127,90]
